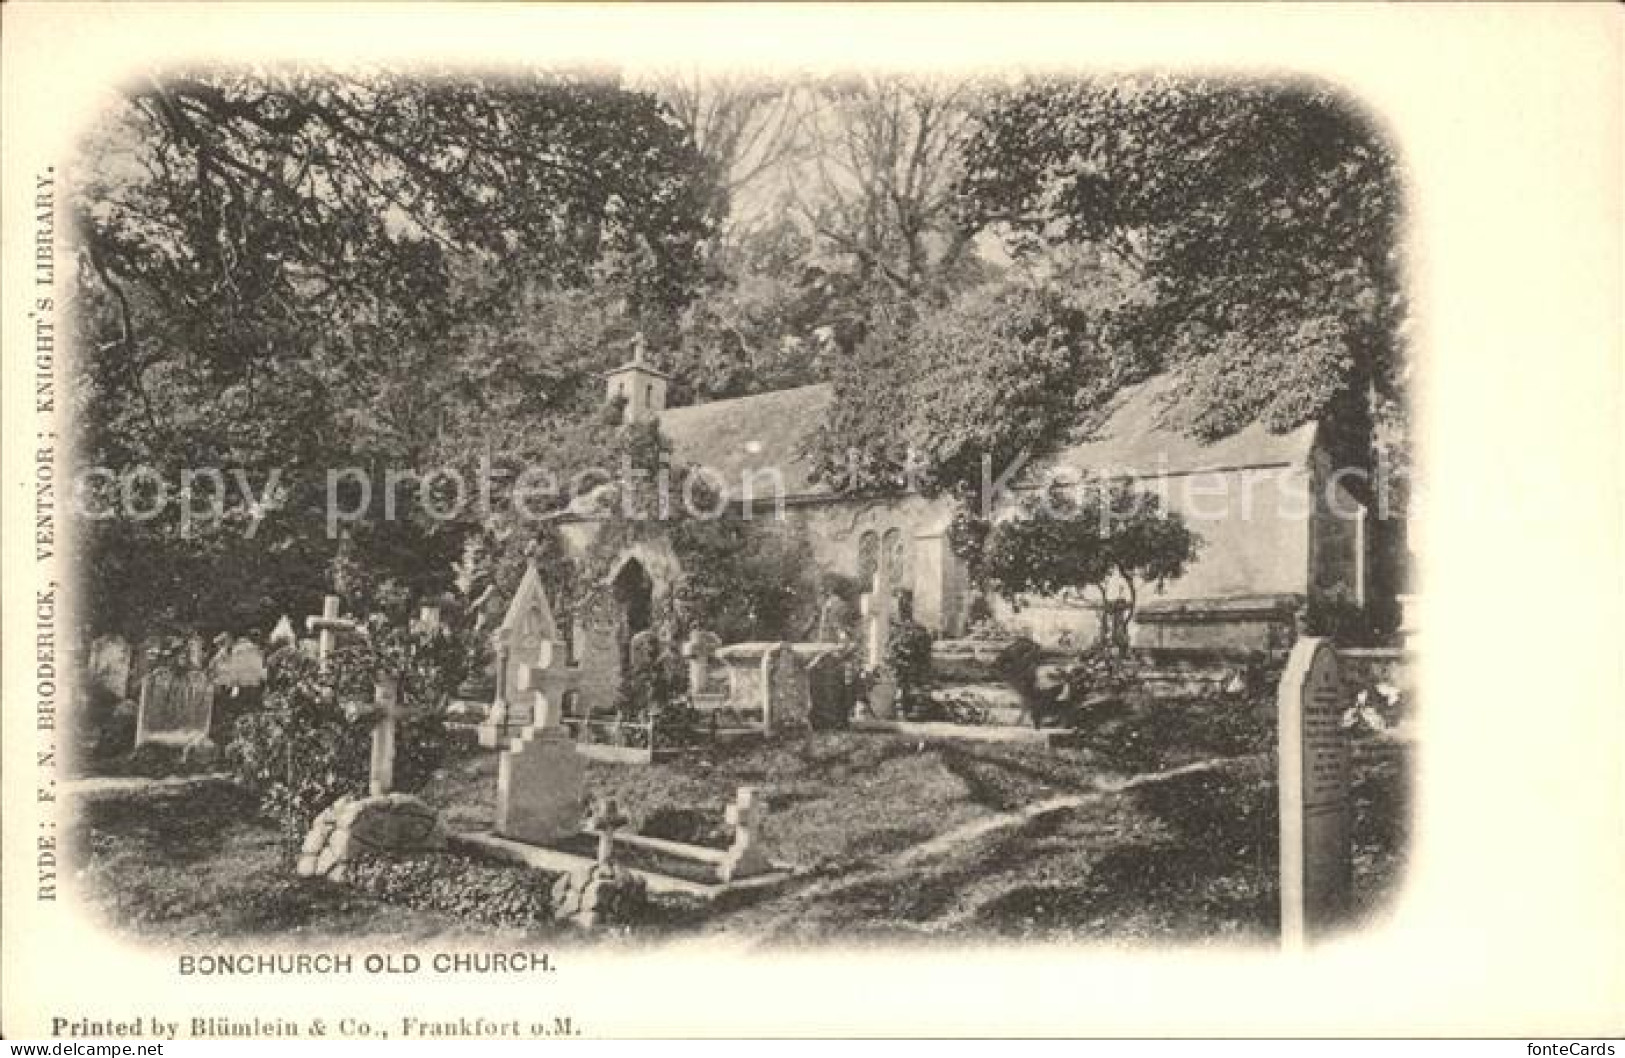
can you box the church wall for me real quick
[554,457,1322,656]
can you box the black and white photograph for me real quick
[2,2,1620,1042]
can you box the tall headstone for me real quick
[494,649,587,846]
[859,571,894,671]
[486,561,563,741]
[764,642,810,733]
[1277,636,1354,949]
[682,629,722,696]
[134,667,213,746]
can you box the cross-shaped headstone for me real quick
[306,594,361,667]
[366,673,404,797]
[721,786,771,881]
[682,629,722,696]
[858,571,893,670]
[515,640,568,731]
[586,796,629,866]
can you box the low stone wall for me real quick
[1133,594,1301,656]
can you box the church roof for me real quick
[655,373,1317,503]
[1048,373,1318,480]
[660,383,835,498]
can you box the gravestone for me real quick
[1277,636,1353,949]
[682,629,722,697]
[134,667,213,747]
[720,786,772,882]
[89,635,133,701]
[806,650,853,731]
[764,643,810,732]
[485,561,564,743]
[269,615,297,648]
[859,571,894,671]
[494,657,587,846]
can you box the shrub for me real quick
[887,617,934,717]
[1080,693,1275,775]
[344,852,559,929]
[228,612,470,837]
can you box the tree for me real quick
[69,68,718,637]
[809,282,1153,497]
[791,75,992,300]
[950,478,1202,653]
[957,75,1406,459]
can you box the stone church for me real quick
[551,339,1370,669]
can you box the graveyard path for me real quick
[61,772,233,798]
[894,756,1232,868]
[729,754,1247,945]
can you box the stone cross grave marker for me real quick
[134,666,213,747]
[495,639,587,846]
[720,786,772,882]
[306,595,363,671]
[859,570,893,671]
[682,629,722,697]
[1277,636,1354,949]
[586,797,630,866]
[487,561,562,740]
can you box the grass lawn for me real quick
[69,728,1410,947]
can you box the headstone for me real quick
[807,650,853,731]
[494,660,587,846]
[764,642,810,732]
[88,635,133,700]
[720,786,772,882]
[481,620,581,749]
[859,571,894,671]
[551,796,648,930]
[212,638,266,689]
[366,674,403,797]
[269,615,297,647]
[682,629,722,696]
[489,562,564,736]
[306,595,363,678]
[134,667,214,746]
[1277,636,1353,949]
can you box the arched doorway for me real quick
[611,557,654,667]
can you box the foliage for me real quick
[813,284,1137,495]
[991,636,1044,697]
[958,75,1406,466]
[227,609,475,834]
[344,852,559,929]
[1301,586,1375,646]
[1078,694,1275,775]
[951,478,1202,653]
[71,69,718,639]
[885,616,935,715]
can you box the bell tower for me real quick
[604,333,669,424]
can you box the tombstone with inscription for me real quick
[1277,636,1354,949]
[134,667,214,747]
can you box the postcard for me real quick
[2,2,1620,1040]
